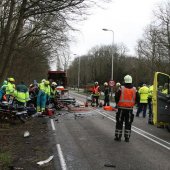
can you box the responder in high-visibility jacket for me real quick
[114,75,139,142]
[136,84,149,118]
[14,82,29,106]
[162,83,168,94]
[45,80,51,105]
[37,79,48,112]
[92,81,101,107]
[148,85,153,124]
[6,77,16,101]
[50,82,57,100]
[0,80,8,101]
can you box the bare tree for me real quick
[0,0,111,82]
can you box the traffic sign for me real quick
[109,80,115,87]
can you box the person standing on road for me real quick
[115,82,121,92]
[92,81,101,107]
[148,85,153,124]
[37,79,47,112]
[136,84,149,118]
[115,82,121,108]
[103,82,110,106]
[114,75,139,142]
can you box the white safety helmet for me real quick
[116,82,121,87]
[124,75,132,83]
[42,79,46,83]
[52,82,57,86]
[104,82,108,86]
[95,81,98,85]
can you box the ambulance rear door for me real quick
[153,72,170,124]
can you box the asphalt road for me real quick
[50,91,170,170]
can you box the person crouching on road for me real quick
[103,82,110,106]
[92,81,101,107]
[14,81,29,106]
[114,75,139,142]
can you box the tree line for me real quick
[0,0,110,84]
[67,1,170,87]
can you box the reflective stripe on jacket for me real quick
[117,86,136,108]
[139,86,149,103]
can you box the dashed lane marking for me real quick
[57,144,67,170]
[51,119,56,131]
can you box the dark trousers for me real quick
[115,108,134,139]
[92,95,99,106]
[103,95,110,106]
[148,98,153,123]
[136,103,147,117]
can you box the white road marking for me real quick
[57,144,67,170]
[51,119,56,131]
[132,126,170,146]
[73,96,170,150]
[94,109,170,151]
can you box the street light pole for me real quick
[102,28,114,81]
[77,56,80,92]
[102,28,114,99]
[73,54,80,92]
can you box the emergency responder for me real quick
[45,80,51,105]
[103,82,110,106]
[114,75,139,142]
[28,83,39,107]
[50,82,57,100]
[92,81,101,107]
[37,79,47,112]
[148,85,153,124]
[136,84,149,118]
[14,81,29,106]
[115,82,121,108]
[115,82,121,92]
[0,80,8,101]
[162,83,168,94]
[6,77,15,101]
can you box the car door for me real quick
[153,72,170,125]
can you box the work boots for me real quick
[114,137,121,141]
[125,138,129,142]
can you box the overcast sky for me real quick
[69,0,164,57]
